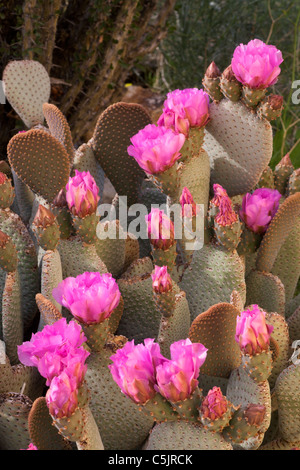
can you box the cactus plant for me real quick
[0,37,299,451]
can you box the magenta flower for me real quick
[21,443,38,450]
[46,370,79,419]
[145,208,175,250]
[211,184,229,208]
[17,318,89,386]
[180,187,200,218]
[151,265,173,293]
[239,188,281,233]
[231,39,283,89]
[127,124,185,175]
[157,88,210,137]
[235,305,274,355]
[200,386,229,421]
[18,318,87,367]
[52,272,121,325]
[109,338,164,404]
[65,170,100,218]
[215,198,237,227]
[37,344,89,386]
[155,339,208,403]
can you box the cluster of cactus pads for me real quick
[0,39,299,451]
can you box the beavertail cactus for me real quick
[0,37,299,451]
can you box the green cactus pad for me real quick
[241,350,273,383]
[288,168,300,195]
[222,405,266,447]
[89,102,152,205]
[85,347,154,450]
[58,236,107,279]
[203,99,273,196]
[274,154,294,195]
[265,312,290,389]
[11,170,35,224]
[121,257,154,279]
[123,234,140,272]
[117,273,160,343]
[95,220,126,278]
[108,296,124,335]
[275,364,300,442]
[255,165,275,189]
[270,217,300,303]
[255,193,300,301]
[189,302,241,378]
[226,366,271,436]
[0,357,45,403]
[287,305,300,342]
[7,129,71,202]
[157,291,191,358]
[0,209,39,332]
[245,270,286,317]
[0,392,32,450]
[43,103,75,164]
[40,249,63,313]
[36,294,63,327]
[1,271,23,365]
[2,60,51,128]
[144,420,232,450]
[28,397,72,450]
[180,244,246,321]
[259,437,300,450]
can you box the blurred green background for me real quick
[0,0,299,168]
[152,0,300,169]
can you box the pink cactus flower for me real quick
[211,184,229,207]
[231,39,283,89]
[37,344,89,386]
[18,318,87,368]
[200,386,229,421]
[65,170,100,218]
[52,272,121,325]
[145,208,175,250]
[180,187,200,218]
[127,124,185,174]
[155,339,208,403]
[151,265,173,293]
[157,88,210,137]
[46,370,79,419]
[239,187,281,234]
[235,304,274,355]
[21,443,38,450]
[215,198,237,226]
[109,338,164,404]
[17,318,89,385]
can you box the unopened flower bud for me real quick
[220,65,242,102]
[33,205,56,228]
[145,209,175,251]
[235,304,273,356]
[205,61,221,79]
[52,189,68,208]
[32,205,60,251]
[257,94,284,121]
[244,403,266,426]
[203,62,223,102]
[151,265,172,294]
